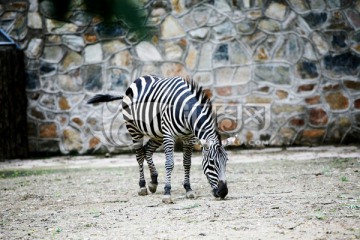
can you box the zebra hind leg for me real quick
[144,138,162,193]
[183,137,196,199]
[133,139,148,196]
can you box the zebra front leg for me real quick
[183,137,196,199]
[162,136,175,204]
[144,138,162,193]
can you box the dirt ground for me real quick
[0,146,359,240]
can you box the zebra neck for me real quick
[185,100,216,141]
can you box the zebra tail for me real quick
[87,94,124,104]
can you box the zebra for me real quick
[88,75,228,203]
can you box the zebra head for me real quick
[201,139,228,199]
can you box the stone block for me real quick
[288,0,309,13]
[246,96,272,104]
[189,27,209,40]
[72,117,83,126]
[164,41,184,60]
[324,52,360,77]
[290,118,305,126]
[39,122,58,138]
[345,9,360,29]
[323,83,340,91]
[254,47,269,61]
[280,127,296,143]
[136,41,163,61]
[185,44,198,70]
[193,71,213,86]
[216,86,232,97]
[161,15,185,39]
[63,127,83,153]
[296,60,319,79]
[89,137,101,149]
[198,42,214,70]
[108,68,129,90]
[301,129,325,139]
[354,99,360,109]
[84,33,97,43]
[309,108,328,126]
[304,12,327,29]
[215,67,234,85]
[305,96,321,105]
[276,90,288,99]
[82,64,103,92]
[273,34,303,64]
[254,64,291,85]
[58,96,71,110]
[27,12,42,29]
[325,91,349,110]
[30,107,45,120]
[84,43,103,63]
[258,19,281,33]
[62,35,85,52]
[297,84,315,93]
[161,62,188,77]
[25,38,43,58]
[272,104,305,114]
[265,2,287,21]
[344,80,360,91]
[311,32,329,56]
[212,21,236,41]
[46,19,78,34]
[110,50,132,67]
[60,51,83,71]
[42,46,64,63]
[57,72,83,92]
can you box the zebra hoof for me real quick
[186,190,196,199]
[138,187,148,196]
[162,195,174,204]
[148,182,158,193]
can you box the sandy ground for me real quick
[0,146,359,239]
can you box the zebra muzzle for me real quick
[213,180,228,199]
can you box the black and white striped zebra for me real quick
[88,75,228,203]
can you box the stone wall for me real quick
[1,0,360,154]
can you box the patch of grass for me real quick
[90,209,101,218]
[0,167,120,179]
[340,176,349,182]
[51,227,62,238]
[84,223,93,228]
[0,169,61,179]
[321,166,332,176]
[0,168,95,181]
[343,204,360,210]
[332,158,358,169]
[314,209,326,220]
[0,220,8,227]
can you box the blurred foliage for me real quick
[41,0,152,39]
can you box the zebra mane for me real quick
[185,77,211,106]
[185,77,223,145]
